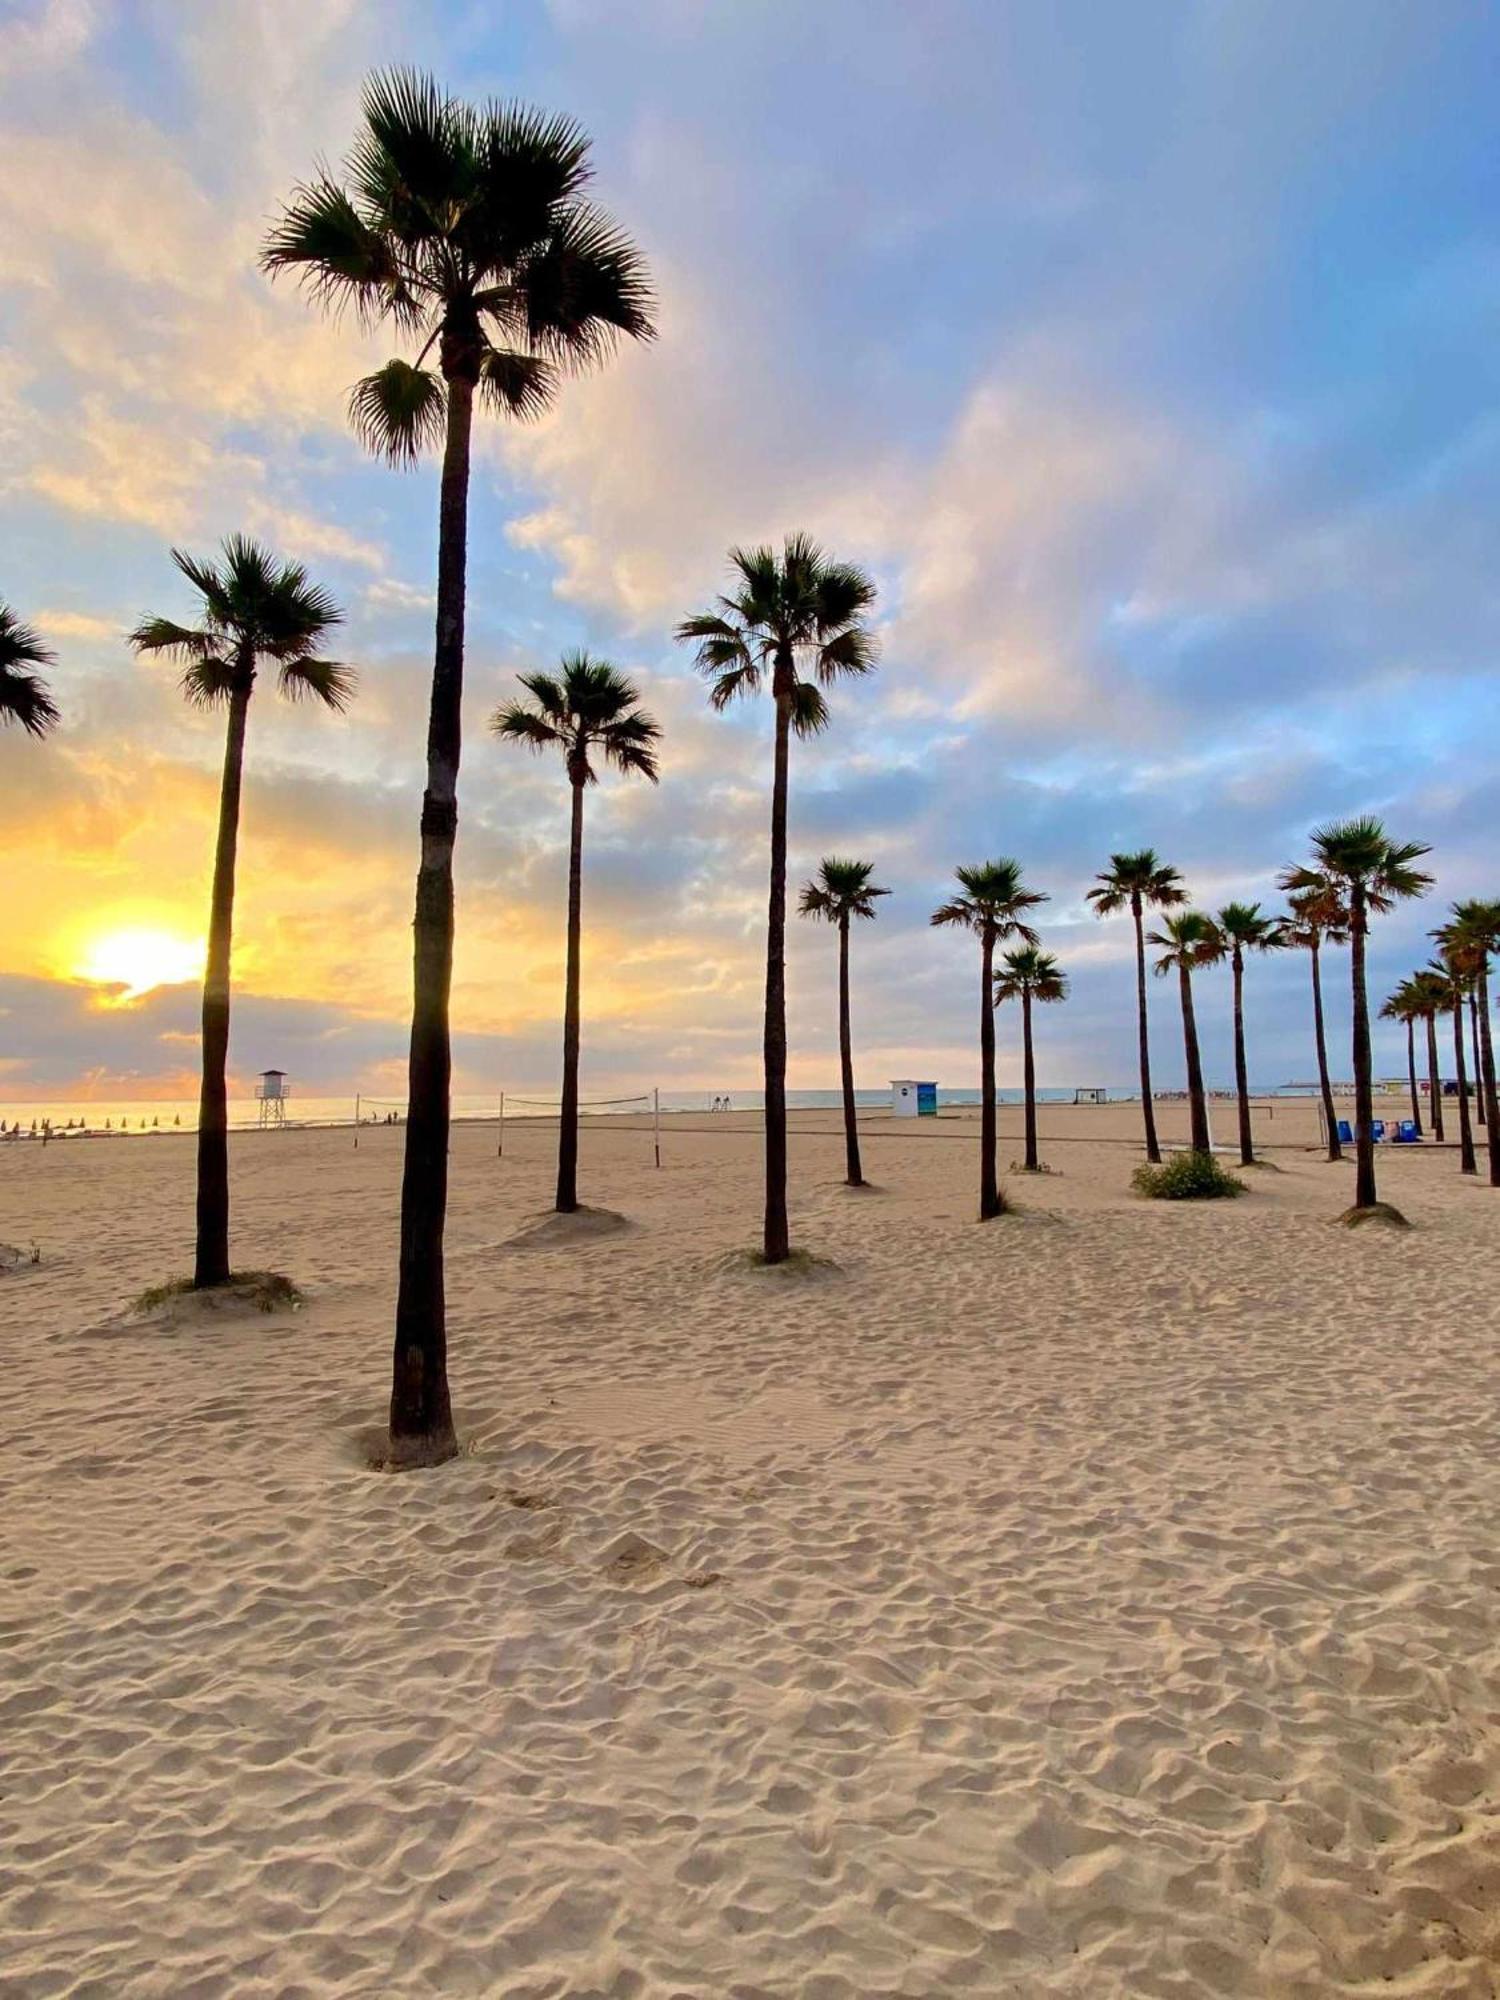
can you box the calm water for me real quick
[2,1082,1343,1138]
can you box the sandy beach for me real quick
[3,1100,1498,1997]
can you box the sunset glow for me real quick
[76,928,205,1002]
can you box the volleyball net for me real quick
[352,1088,664,1168]
[498,1088,660,1166]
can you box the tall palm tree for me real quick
[993,946,1067,1173]
[798,857,889,1189]
[1380,980,1425,1135]
[0,603,59,736]
[678,535,878,1263]
[1203,901,1284,1166]
[1278,873,1349,1162]
[492,653,659,1213]
[131,538,350,1289]
[1291,819,1432,1214]
[931,861,1046,1219]
[1148,911,1221,1156]
[1407,967,1448,1145]
[265,70,654,1462]
[1442,901,1500,1186]
[1086,852,1186,1163]
[1427,955,1477,1175]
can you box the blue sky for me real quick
[1,0,1496,1103]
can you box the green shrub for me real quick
[1131,1150,1246,1201]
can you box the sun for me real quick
[77,927,205,1001]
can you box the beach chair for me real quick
[1371,1120,1386,1143]
[1393,1119,1421,1144]
[1336,1119,1353,1144]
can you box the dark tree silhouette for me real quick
[993,946,1067,1172]
[1441,901,1500,1186]
[1278,873,1350,1161]
[131,539,350,1288]
[1148,911,1220,1156]
[678,535,878,1263]
[932,861,1046,1218]
[0,603,59,737]
[493,653,660,1212]
[1086,852,1185,1163]
[1289,819,1432,1214]
[1427,955,1477,1175]
[798,857,889,1188]
[265,70,654,1463]
[1204,901,1284,1166]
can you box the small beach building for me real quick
[891,1079,938,1118]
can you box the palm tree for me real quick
[798,857,889,1189]
[1086,852,1186,1163]
[1380,980,1425,1135]
[265,71,654,1463]
[993,946,1067,1172]
[1407,968,1448,1145]
[931,861,1047,1219]
[1442,901,1500,1186]
[131,538,350,1289]
[1148,911,1221,1155]
[1203,902,1284,1166]
[1427,955,1477,1174]
[0,603,59,736]
[1292,819,1432,1214]
[492,653,659,1213]
[678,535,878,1263]
[1278,873,1349,1162]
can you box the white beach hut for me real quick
[891,1079,938,1118]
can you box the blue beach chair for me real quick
[1371,1120,1386,1143]
[1394,1120,1421,1144]
[1336,1120,1354,1145]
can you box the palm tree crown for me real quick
[492,651,660,785]
[1086,849,1185,917]
[931,859,1047,941]
[799,857,890,925]
[262,69,655,461]
[0,602,59,737]
[130,537,350,708]
[1207,900,1285,960]
[1280,872,1350,949]
[1149,909,1222,972]
[676,533,878,738]
[1297,818,1433,913]
[993,945,1068,1006]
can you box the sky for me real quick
[2,0,1498,1106]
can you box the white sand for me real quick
[3,1100,1498,1997]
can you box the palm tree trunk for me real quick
[1133,896,1161,1163]
[1478,961,1499,1186]
[762,690,792,1262]
[1232,948,1253,1166]
[555,776,585,1212]
[1453,1001,1477,1174]
[1405,1019,1421,1134]
[194,676,251,1289]
[837,915,861,1187]
[389,361,471,1465]
[1350,889,1378,1208]
[1469,992,1485,1125]
[1310,941,1341,1162]
[1021,988,1038,1171]
[979,927,1002,1218]
[1180,962,1210,1155]
[1425,1010,1445,1143]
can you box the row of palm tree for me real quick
[1384,900,1500,1188]
[6,72,1493,1466]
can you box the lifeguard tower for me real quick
[255,1069,290,1128]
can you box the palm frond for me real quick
[349,360,447,466]
[515,199,657,364]
[179,656,239,708]
[491,702,563,753]
[789,679,830,738]
[477,346,557,421]
[0,604,59,736]
[259,174,412,327]
[279,657,356,710]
